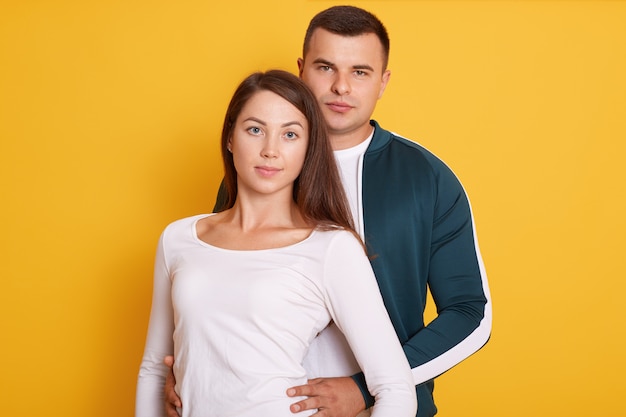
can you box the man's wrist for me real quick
[350,372,375,409]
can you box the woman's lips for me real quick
[255,166,281,177]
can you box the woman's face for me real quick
[229,90,309,200]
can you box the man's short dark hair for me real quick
[303,6,390,69]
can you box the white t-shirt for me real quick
[333,132,372,236]
[136,214,416,417]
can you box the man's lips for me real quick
[255,166,282,177]
[326,101,353,113]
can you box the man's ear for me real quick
[378,69,391,99]
[297,58,304,77]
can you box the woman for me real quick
[135,70,416,417]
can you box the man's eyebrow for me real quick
[312,58,374,72]
[353,64,375,72]
[312,58,334,66]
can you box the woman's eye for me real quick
[285,131,298,140]
[247,127,262,135]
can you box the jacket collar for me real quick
[365,120,392,154]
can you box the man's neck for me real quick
[330,124,375,151]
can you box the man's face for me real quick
[298,28,390,149]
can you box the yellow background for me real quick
[1,0,624,415]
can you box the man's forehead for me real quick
[304,30,386,70]
[309,28,382,47]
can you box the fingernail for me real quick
[286,388,295,396]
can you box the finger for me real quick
[164,387,181,407]
[165,402,181,417]
[287,380,324,397]
[162,355,181,415]
[289,397,322,413]
[164,384,181,406]
[164,368,181,408]
[163,355,175,368]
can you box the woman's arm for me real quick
[135,232,175,417]
[322,231,417,417]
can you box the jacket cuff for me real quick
[351,372,375,409]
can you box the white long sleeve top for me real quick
[135,214,416,417]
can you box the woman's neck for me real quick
[195,188,313,251]
[226,196,308,232]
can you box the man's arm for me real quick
[362,137,491,390]
[349,171,492,406]
[402,162,492,385]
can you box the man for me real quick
[163,6,491,417]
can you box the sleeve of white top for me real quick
[322,231,418,417]
[135,231,175,417]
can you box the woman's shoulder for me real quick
[166,213,210,228]
[312,227,364,249]
[161,214,211,240]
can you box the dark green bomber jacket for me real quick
[351,120,491,417]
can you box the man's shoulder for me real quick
[369,121,452,172]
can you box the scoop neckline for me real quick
[190,214,317,252]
